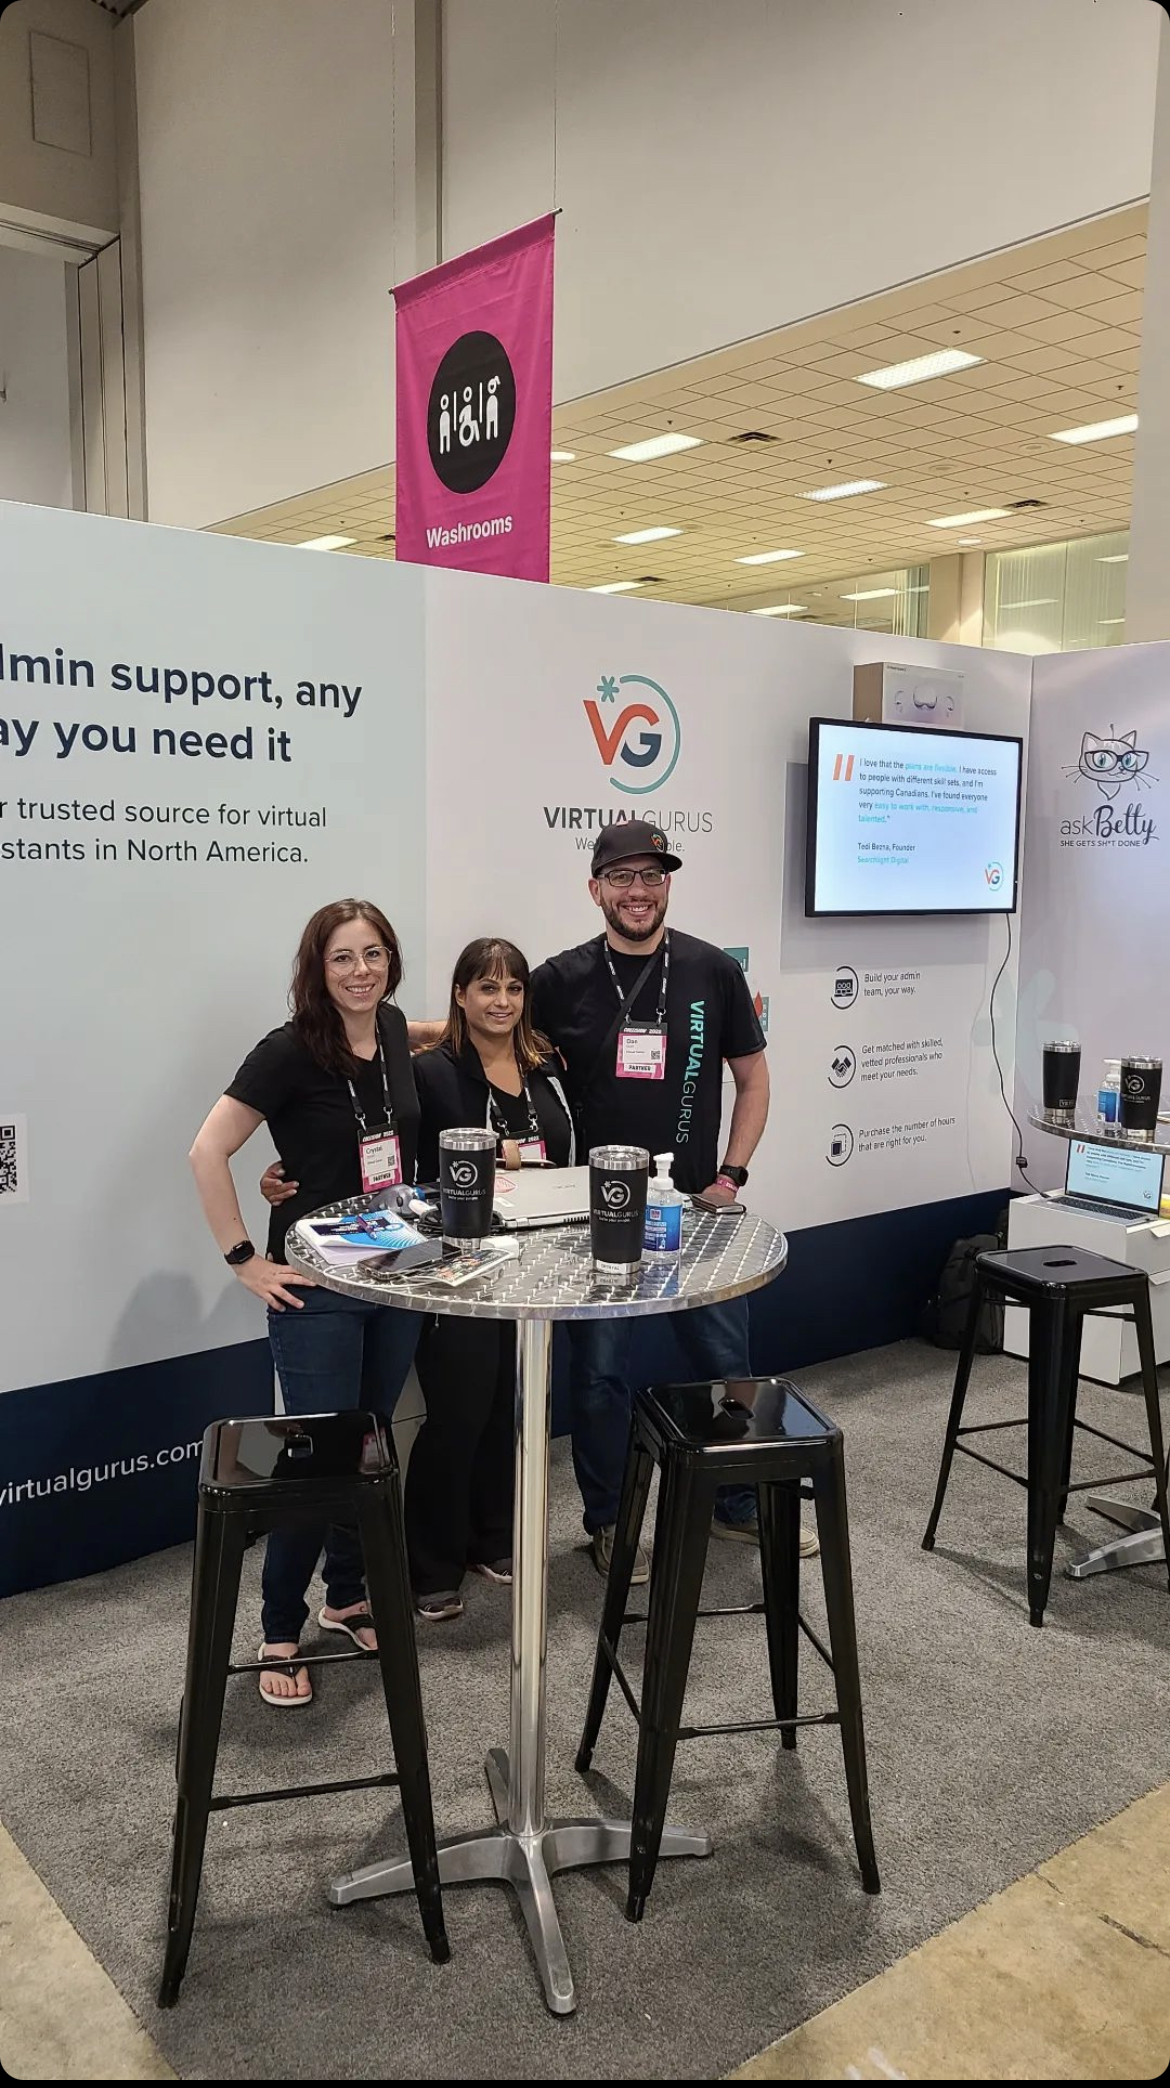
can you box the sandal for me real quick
[317,1605,376,1650]
[257,1642,313,1708]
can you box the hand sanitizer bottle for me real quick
[644,1152,684,1261]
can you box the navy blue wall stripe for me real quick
[1,1190,1003,1599]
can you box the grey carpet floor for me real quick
[2,1340,1169,2082]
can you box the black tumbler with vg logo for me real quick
[1119,1057,1163,1142]
[1042,1040,1081,1123]
[439,1127,497,1247]
[589,1144,650,1280]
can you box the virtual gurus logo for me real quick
[1060,724,1159,849]
[584,673,682,794]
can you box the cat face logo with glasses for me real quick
[1066,728,1155,803]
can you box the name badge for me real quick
[517,1137,548,1165]
[359,1126,403,1193]
[616,1024,667,1081]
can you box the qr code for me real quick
[0,1125,18,1200]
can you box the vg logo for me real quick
[601,1179,631,1208]
[585,673,682,795]
[449,1161,479,1187]
[427,331,516,494]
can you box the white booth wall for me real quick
[0,501,1030,1594]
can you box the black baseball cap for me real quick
[590,819,682,877]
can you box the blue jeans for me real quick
[567,1298,757,1532]
[261,1290,421,1643]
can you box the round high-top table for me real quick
[1026,1109,1169,1582]
[288,1201,788,2016]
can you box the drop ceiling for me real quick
[210,204,1145,611]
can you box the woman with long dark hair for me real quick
[407,937,573,1621]
[189,899,421,1706]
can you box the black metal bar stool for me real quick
[159,1411,449,2006]
[922,1245,1170,1626]
[576,1376,879,1922]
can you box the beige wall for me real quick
[0,0,118,243]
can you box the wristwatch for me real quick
[717,1164,749,1189]
[224,1239,256,1267]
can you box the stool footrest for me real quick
[209,1771,398,1812]
[678,1711,840,1742]
[231,1648,376,1676]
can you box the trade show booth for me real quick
[0,498,1043,1596]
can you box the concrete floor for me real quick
[3,1786,1168,2080]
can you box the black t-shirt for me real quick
[412,1039,574,1178]
[487,1076,574,1168]
[530,929,765,1193]
[226,1004,420,1260]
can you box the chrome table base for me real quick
[329,1746,711,2016]
[1066,1494,1168,1578]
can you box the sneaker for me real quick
[710,1513,820,1559]
[415,1591,464,1622]
[472,1558,513,1585]
[590,1525,650,1585]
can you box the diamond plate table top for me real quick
[286,1199,788,1321]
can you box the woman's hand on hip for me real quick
[260,1162,299,1206]
[236,1256,315,1311]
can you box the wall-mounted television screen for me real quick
[805,717,1022,917]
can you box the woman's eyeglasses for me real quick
[326,945,392,973]
[601,868,667,890]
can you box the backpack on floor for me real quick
[918,1230,1006,1352]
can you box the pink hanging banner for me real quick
[394,214,555,582]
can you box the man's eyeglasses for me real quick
[601,867,667,890]
[326,945,392,973]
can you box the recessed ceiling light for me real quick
[857,349,983,390]
[1050,414,1138,445]
[957,537,983,546]
[588,579,644,594]
[551,449,577,463]
[735,548,804,566]
[752,603,808,616]
[928,508,1011,528]
[1099,552,1129,563]
[802,479,886,502]
[298,534,356,550]
[841,588,899,602]
[614,526,682,544]
[608,433,703,462]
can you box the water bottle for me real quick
[1097,1059,1121,1126]
[643,1152,684,1262]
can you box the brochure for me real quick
[296,1209,441,1269]
[427,1239,522,1288]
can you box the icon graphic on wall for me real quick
[829,1046,856,1088]
[1064,726,1155,803]
[831,964,858,1011]
[585,671,682,795]
[827,1124,854,1167]
[427,331,516,493]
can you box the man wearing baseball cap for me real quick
[530,821,816,1579]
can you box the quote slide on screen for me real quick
[810,722,1020,915]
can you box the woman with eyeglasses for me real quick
[189,898,421,1706]
[406,937,574,1621]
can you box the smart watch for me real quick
[224,1239,256,1267]
[718,1164,749,1189]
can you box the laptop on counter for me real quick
[1052,1139,1166,1224]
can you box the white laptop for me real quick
[493,1164,592,1230]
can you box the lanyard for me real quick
[604,930,670,1030]
[487,1074,543,1144]
[345,1030,396,1135]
